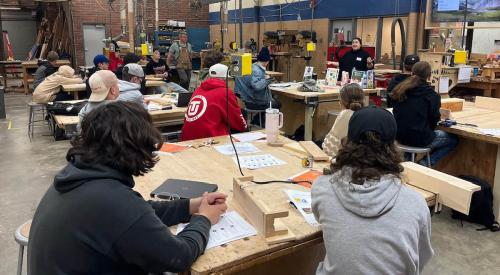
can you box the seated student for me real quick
[392,61,458,167]
[115,53,147,94]
[235,47,280,125]
[84,54,109,98]
[386,54,420,107]
[322,83,365,157]
[78,70,120,133]
[118,63,147,108]
[33,51,59,90]
[33,65,83,103]
[28,101,228,274]
[198,50,224,82]
[181,64,247,141]
[145,49,188,94]
[312,107,434,275]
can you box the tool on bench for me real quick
[439,119,478,128]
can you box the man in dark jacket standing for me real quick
[28,101,228,275]
[32,51,59,89]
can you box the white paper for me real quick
[285,189,319,226]
[232,132,267,142]
[214,143,260,155]
[458,66,472,83]
[147,102,163,111]
[478,128,500,137]
[176,211,257,250]
[234,154,286,170]
[269,83,292,88]
[439,77,449,94]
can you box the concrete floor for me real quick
[0,93,499,274]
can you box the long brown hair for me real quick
[332,131,403,185]
[391,61,431,102]
[340,83,365,111]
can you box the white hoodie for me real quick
[312,168,434,275]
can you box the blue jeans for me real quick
[418,130,459,167]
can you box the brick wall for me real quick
[71,0,209,67]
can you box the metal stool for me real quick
[396,143,432,167]
[27,102,47,140]
[14,220,31,275]
[243,108,264,130]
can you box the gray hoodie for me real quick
[117,80,146,108]
[312,168,433,275]
[77,101,108,133]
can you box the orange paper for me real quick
[289,170,323,188]
[160,143,189,154]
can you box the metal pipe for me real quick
[239,0,243,49]
[155,0,158,31]
[120,0,126,35]
[128,0,135,51]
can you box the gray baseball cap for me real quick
[124,63,145,78]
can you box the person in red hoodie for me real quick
[181,63,247,141]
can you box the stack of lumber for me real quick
[32,3,71,60]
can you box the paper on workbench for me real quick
[232,132,267,142]
[478,128,500,137]
[285,190,319,226]
[214,142,260,155]
[176,211,257,250]
[234,154,286,169]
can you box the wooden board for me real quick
[62,83,85,92]
[441,98,464,112]
[475,96,500,112]
[149,107,186,127]
[54,115,79,127]
[406,184,436,206]
[233,177,296,245]
[283,142,307,156]
[402,162,481,215]
[299,141,329,161]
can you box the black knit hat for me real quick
[348,107,397,144]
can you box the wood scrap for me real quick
[299,141,330,161]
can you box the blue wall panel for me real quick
[209,0,424,25]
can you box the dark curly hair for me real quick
[68,101,163,176]
[332,131,403,185]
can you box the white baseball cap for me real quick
[209,63,229,79]
[88,70,118,102]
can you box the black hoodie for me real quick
[27,157,211,275]
[393,83,441,147]
[33,60,57,89]
[338,48,371,79]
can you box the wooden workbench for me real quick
[270,83,382,141]
[0,60,22,90]
[457,76,500,98]
[22,60,71,95]
[62,80,166,99]
[435,97,500,222]
[134,135,328,275]
[133,134,479,274]
[149,107,186,128]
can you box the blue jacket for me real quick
[235,63,272,106]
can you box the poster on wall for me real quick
[432,0,500,22]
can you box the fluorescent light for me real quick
[0,7,22,10]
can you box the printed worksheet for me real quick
[232,132,267,142]
[285,189,319,227]
[214,143,261,155]
[234,154,286,169]
[478,128,500,137]
[176,211,257,249]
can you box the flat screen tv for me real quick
[432,0,500,22]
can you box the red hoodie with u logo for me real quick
[181,78,247,141]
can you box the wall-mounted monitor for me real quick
[432,0,500,22]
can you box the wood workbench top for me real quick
[270,83,382,100]
[439,100,500,145]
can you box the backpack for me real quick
[451,175,499,232]
[46,101,87,116]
